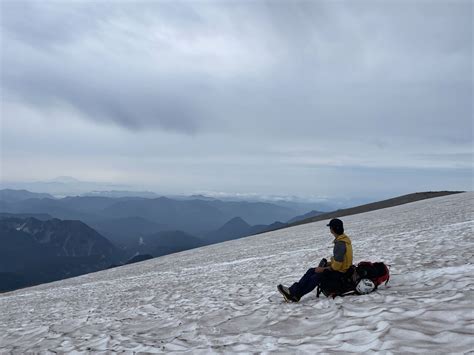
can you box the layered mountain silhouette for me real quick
[203,217,252,244]
[132,230,205,257]
[0,212,53,220]
[0,216,120,292]
[201,217,288,245]
[0,191,300,237]
[287,210,324,224]
[87,216,169,248]
[100,197,228,233]
[0,189,55,203]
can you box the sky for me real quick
[0,0,472,200]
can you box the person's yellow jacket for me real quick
[329,233,353,273]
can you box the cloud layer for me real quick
[1,0,472,197]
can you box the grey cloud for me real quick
[0,1,105,47]
[1,0,472,141]
[2,35,210,133]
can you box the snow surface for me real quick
[1,192,473,353]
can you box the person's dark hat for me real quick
[327,218,343,230]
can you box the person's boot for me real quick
[277,284,300,302]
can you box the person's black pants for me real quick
[289,268,323,299]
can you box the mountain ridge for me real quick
[285,191,464,228]
[0,189,55,202]
[0,191,301,235]
[0,216,120,292]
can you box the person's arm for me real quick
[330,241,346,272]
[314,265,331,272]
[314,258,332,272]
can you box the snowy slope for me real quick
[1,192,473,353]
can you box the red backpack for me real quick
[355,261,390,288]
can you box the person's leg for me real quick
[289,268,322,299]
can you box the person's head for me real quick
[327,218,344,236]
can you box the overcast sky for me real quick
[1,0,472,200]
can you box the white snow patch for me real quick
[15,222,27,232]
[0,192,473,353]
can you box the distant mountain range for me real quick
[0,212,53,220]
[287,210,325,224]
[130,230,205,257]
[82,190,161,198]
[87,216,169,248]
[1,176,346,211]
[0,216,120,292]
[0,214,208,291]
[201,217,288,245]
[0,190,318,281]
[0,190,307,235]
[1,177,131,197]
[0,189,323,256]
[0,188,461,293]
[203,217,252,244]
[0,189,55,203]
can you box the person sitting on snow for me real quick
[277,218,353,302]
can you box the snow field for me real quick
[0,192,473,353]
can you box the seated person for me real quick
[277,218,353,302]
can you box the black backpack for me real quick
[317,261,390,298]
